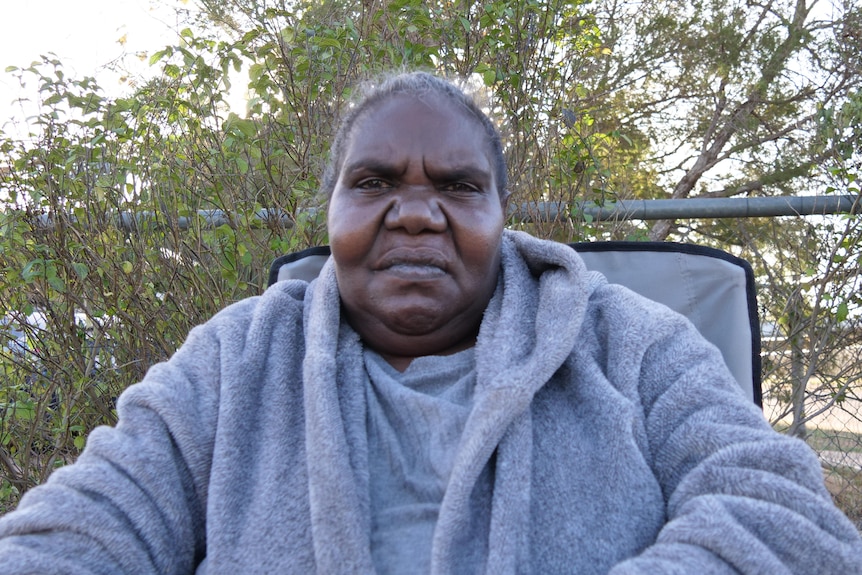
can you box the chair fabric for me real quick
[267,242,762,406]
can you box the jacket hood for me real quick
[434,229,605,573]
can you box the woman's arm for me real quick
[612,310,862,574]
[0,315,228,574]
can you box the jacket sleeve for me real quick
[607,301,862,575]
[0,309,233,575]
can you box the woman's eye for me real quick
[441,182,480,193]
[357,178,391,189]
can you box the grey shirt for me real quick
[365,348,484,574]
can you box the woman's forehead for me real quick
[342,94,493,167]
[357,93,477,131]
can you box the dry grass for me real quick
[824,467,862,531]
[805,428,862,454]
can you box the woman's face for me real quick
[327,94,506,369]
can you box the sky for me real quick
[0,0,191,134]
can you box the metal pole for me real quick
[26,194,862,229]
[512,194,861,222]
[33,208,300,231]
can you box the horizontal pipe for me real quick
[112,209,300,231]
[31,208,302,231]
[25,194,862,230]
[514,195,861,222]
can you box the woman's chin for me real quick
[356,306,478,359]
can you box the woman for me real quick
[0,72,860,574]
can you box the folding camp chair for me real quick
[268,242,762,406]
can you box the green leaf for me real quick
[21,260,43,282]
[149,48,170,66]
[236,157,249,174]
[72,262,88,280]
[47,274,65,293]
[316,37,342,49]
[836,302,849,323]
[12,400,35,421]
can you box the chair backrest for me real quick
[268,242,762,406]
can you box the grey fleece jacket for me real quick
[0,230,860,574]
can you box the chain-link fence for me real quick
[762,334,862,530]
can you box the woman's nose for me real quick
[384,188,447,234]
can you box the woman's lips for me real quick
[376,247,448,279]
[384,263,447,279]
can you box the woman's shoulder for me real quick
[166,279,312,365]
[206,279,310,329]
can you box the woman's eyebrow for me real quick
[342,159,403,177]
[429,165,492,184]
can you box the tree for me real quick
[582,0,861,238]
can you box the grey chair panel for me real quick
[573,243,760,405]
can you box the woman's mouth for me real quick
[383,263,447,279]
[377,247,448,279]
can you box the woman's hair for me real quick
[320,71,508,200]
